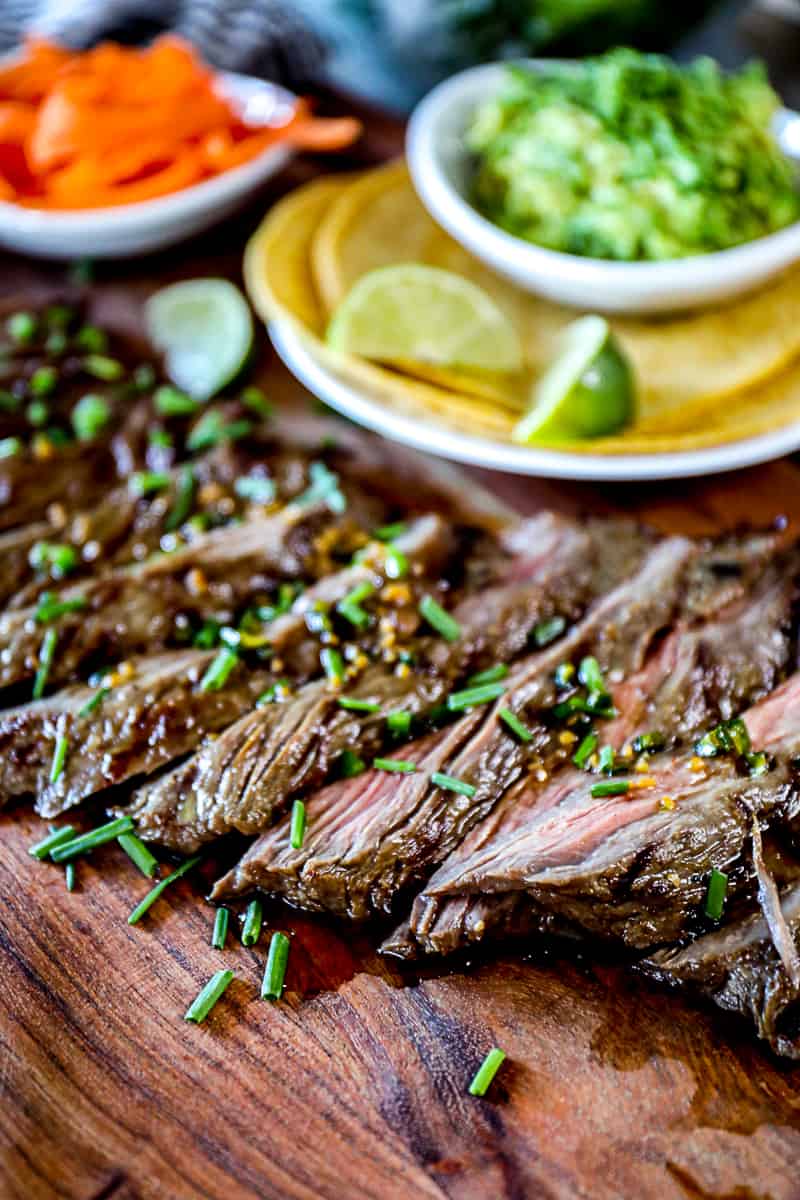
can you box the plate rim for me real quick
[269,319,800,482]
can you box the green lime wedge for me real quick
[326,264,523,373]
[145,279,254,401]
[513,316,634,445]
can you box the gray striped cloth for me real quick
[0,0,327,89]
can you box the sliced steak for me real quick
[130,516,655,853]
[213,535,700,906]
[642,879,800,1059]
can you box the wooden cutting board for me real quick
[4,139,800,1200]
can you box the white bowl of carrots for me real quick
[0,37,361,259]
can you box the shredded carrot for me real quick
[0,35,361,210]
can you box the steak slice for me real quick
[0,501,367,694]
[642,878,800,1059]
[212,535,699,907]
[130,516,654,853]
[0,514,455,815]
[428,669,800,954]
[388,550,800,957]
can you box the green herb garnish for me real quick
[199,647,238,692]
[118,832,158,878]
[29,824,76,860]
[65,861,76,892]
[49,733,69,784]
[320,647,345,685]
[468,1047,506,1097]
[374,521,407,541]
[498,707,533,742]
[590,780,629,798]
[387,710,412,736]
[598,744,615,774]
[431,771,476,797]
[241,898,263,947]
[373,757,418,774]
[74,324,107,353]
[447,681,506,712]
[384,544,409,579]
[129,470,170,497]
[212,907,230,950]
[340,749,366,777]
[632,731,666,754]
[29,540,78,578]
[261,932,290,1000]
[234,474,276,505]
[78,686,110,717]
[337,696,381,713]
[82,354,124,381]
[241,386,272,417]
[71,393,112,441]
[7,311,36,343]
[51,816,135,864]
[127,853,202,924]
[705,867,728,921]
[467,664,509,687]
[154,385,199,416]
[290,799,306,849]
[33,627,57,699]
[533,615,566,647]
[34,592,87,623]
[29,365,57,397]
[0,436,22,458]
[572,732,598,768]
[164,464,195,532]
[293,461,346,514]
[187,411,252,453]
[185,969,234,1023]
[419,595,461,642]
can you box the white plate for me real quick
[0,70,297,260]
[406,60,800,314]
[270,318,800,482]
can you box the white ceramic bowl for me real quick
[0,71,297,260]
[407,60,800,314]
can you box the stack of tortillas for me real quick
[245,159,800,454]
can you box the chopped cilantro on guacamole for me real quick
[467,49,800,261]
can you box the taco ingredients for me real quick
[0,36,360,209]
[468,50,800,261]
[513,315,634,444]
[145,279,254,400]
[326,264,523,373]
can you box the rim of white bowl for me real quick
[0,69,296,232]
[406,60,800,294]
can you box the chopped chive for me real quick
[133,363,156,391]
[336,581,374,628]
[632,731,666,755]
[7,311,36,343]
[234,474,276,505]
[127,853,202,924]
[468,1047,506,1097]
[373,757,417,774]
[29,540,78,578]
[164,464,195,532]
[71,393,111,441]
[65,861,76,892]
[554,662,575,689]
[241,898,263,946]
[431,771,476,798]
[419,595,461,642]
[154,385,199,416]
[74,324,107,353]
[590,780,629,798]
[49,733,69,784]
[33,628,57,699]
[290,799,306,849]
[193,618,221,649]
[572,732,598,768]
[0,390,19,412]
[337,696,380,713]
[129,470,170,497]
[552,694,616,720]
[117,832,158,878]
[78,685,110,717]
[705,868,729,921]
[27,400,50,428]
[695,716,751,759]
[184,969,234,1023]
[261,932,290,1000]
[447,681,506,712]
[256,679,291,706]
[0,436,22,458]
[212,906,230,950]
[498,708,533,743]
[30,365,58,396]
[293,461,346,513]
[320,646,345,685]
[340,749,366,777]
[82,354,124,381]
[598,745,615,775]
[148,427,173,447]
[578,656,605,693]
[374,521,406,541]
[384,544,409,579]
[187,411,252,452]
[467,664,509,687]
[29,824,76,860]
[387,710,411,736]
[532,615,566,647]
[746,750,769,776]
[240,385,272,418]
[34,592,87,623]
[45,331,67,356]
[45,303,72,329]
[199,647,238,692]
[51,816,135,863]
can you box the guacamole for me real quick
[467,49,800,261]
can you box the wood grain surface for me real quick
[4,126,800,1200]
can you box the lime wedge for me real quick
[326,264,523,373]
[513,316,634,444]
[145,279,254,400]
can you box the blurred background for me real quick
[2,0,800,109]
